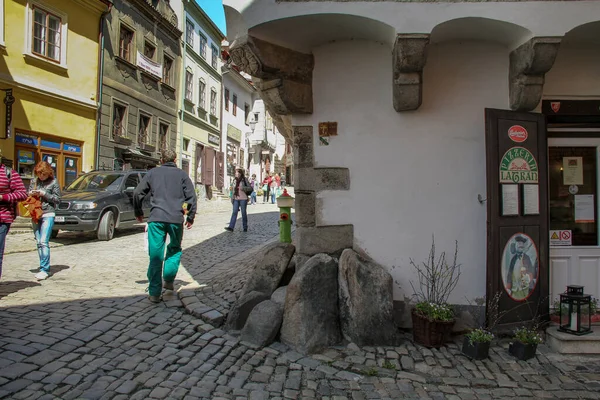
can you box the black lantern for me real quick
[558,285,592,336]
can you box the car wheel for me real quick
[50,230,59,239]
[97,210,115,241]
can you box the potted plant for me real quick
[508,326,542,361]
[410,236,461,348]
[462,328,494,360]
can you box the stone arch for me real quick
[430,17,532,50]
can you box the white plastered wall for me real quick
[294,39,512,305]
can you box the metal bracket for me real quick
[478,194,487,204]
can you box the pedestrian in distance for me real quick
[262,174,271,204]
[249,173,257,205]
[0,160,27,279]
[133,149,197,303]
[28,161,61,280]
[225,168,251,232]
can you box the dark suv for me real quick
[53,170,150,241]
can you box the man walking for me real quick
[134,149,197,303]
[0,160,27,279]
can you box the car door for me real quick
[120,173,141,222]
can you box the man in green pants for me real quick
[134,149,197,303]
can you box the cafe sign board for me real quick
[499,147,538,183]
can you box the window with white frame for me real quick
[199,33,207,59]
[112,102,128,140]
[26,3,67,65]
[211,45,218,69]
[185,20,194,46]
[0,0,5,46]
[185,71,193,102]
[210,88,217,116]
[198,79,206,109]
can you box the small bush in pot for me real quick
[509,326,542,361]
[462,328,494,360]
[410,236,461,348]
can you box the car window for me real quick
[125,174,139,190]
[66,173,124,191]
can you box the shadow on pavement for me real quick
[51,225,146,245]
[27,265,70,276]
[0,280,41,299]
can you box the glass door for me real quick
[548,137,600,302]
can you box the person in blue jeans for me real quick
[28,161,61,280]
[225,168,249,232]
[249,174,257,205]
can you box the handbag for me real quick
[17,181,37,219]
[241,179,253,196]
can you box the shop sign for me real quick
[41,139,61,150]
[227,124,242,142]
[208,134,220,146]
[500,147,538,183]
[15,133,38,146]
[551,102,561,113]
[18,150,34,164]
[508,125,528,143]
[136,52,162,79]
[4,89,14,139]
[64,143,81,153]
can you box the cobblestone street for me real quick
[1,201,600,399]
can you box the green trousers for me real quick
[147,221,183,296]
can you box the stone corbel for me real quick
[509,37,561,111]
[229,35,314,119]
[393,34,430,111]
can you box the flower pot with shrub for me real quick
[409,236,461,348]
[462,328,494,360]
[509,326,542,361]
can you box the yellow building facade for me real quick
[0,0,109,188]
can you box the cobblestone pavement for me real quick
[1,198,600,399]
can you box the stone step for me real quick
[546,326,600,354]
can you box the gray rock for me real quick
[271,286,287,306]
[243,243,295,297]
[338,249,400,346]
[225,291,271,331]
[280,253,342,354]
[240,300,283,348]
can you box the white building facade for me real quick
[172,0,225,198]
[223,0,600,327]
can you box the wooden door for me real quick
[216,151,224,190]
[203,147,215,186]
[485,109,549,330]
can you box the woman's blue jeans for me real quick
[250,192,257,204]
[228,199,248,230]
[33,216,54,272]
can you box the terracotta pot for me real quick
[461,337,490,360]
[508,341,537,361]
[411,309,455,348]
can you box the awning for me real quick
[122,148,160,165]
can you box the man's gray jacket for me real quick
[133,162,197,224]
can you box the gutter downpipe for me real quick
[95,2,112,170]
[178,2,187,169]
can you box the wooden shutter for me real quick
[216,151,224,190]
[485,108,549,330]
[204,147,215,186]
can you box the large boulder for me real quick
[240,300,284,347]
[242,243,295,296]
[280,253,342,354]
[338,249,400,346]
[225,291,270,331]
[271,286,287,306]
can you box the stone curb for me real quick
[177,231,289,327]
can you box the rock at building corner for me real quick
[224,291,271,331]
[242,242,295,296]
[280,253,342,354]
[240,300,284,348]
[338,249,400,346]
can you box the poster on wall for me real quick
[501,233,539,302]
[523,184,540,215]
[563,157,583,185]
[501,184,519,216]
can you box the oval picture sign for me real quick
[508,125,528,143]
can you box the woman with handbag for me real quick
[28,161,61,280]
[225,168,251,232]
[261,175,271,204]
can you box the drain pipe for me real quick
[95,2,112,171]
[178,2,187,169]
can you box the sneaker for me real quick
[224,227,233,232]
[148,295,161,303]
[163,281,174,291]
[243,228,248,232]
[34,271,49,280]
